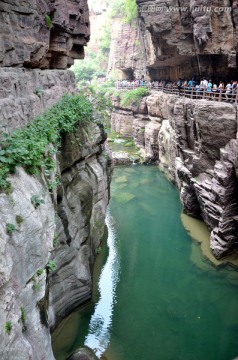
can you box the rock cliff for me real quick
[0,121,112,359]
[0,0,90,69]
[0,0,113,358]
[109,0,238,80]
[48,123,112,329]
[111,92,238,259]
[107,19,147,79]
[0,68,76,132]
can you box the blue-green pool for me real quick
[52,165,238,360]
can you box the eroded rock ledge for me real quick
[0,0,90,69]
[111,91,238,259]
[109,0,238,80]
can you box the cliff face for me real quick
[0,121,112,359]
[0,0,113,358]
[111,93,238,259]
[109,0,238,80]
[0,168,55,359]
[0,68,76,132]
[48,123,112,329]
[107,19,147,79]
[0,0,90,69]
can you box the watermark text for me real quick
[139,5,232,14]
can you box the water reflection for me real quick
[84,210,120,357]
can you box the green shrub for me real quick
[44,14,53,29]
[6,223,16,235]
[0,94,93,192]
[121,87,149,107]
[31,195,45,208]
[20,307,27,332]
[97,246,102,254]
[16,215,24,225]
[5,321,12,335]
[36,269,44,276]
[46,260,57,272]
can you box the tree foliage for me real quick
[121,87,149,107]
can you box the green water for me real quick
[53,165,238,360]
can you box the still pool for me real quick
[52,165,238,360]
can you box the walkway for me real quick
[116,84,238,104]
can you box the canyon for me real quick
[108,0,238,80]
[1,0,238,359]
[0,1,112,359]
[111,92,238,259]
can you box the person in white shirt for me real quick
[200,78,208,95]
[225,81,232,101]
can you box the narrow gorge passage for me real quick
[53,165,238,360]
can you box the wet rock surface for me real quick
[68,346,99,360]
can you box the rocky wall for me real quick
[48,122,113,329]
[0,121,113,359]
[111,91,238,259]
[0,0,90,69]
[0,68,77,132]
[110,0,238,80]
[107,19,147,79]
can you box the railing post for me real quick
[218,89,222,102]
[235,90,238,104]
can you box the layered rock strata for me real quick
[0,68,76,132]
[0,122,112,359]
[0,0,90,69]
[111,91,238,258]
[110,0,238,80]
[0,0,112,358]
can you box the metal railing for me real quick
[115,84,238,104]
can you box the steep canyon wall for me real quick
[111,92,238,259]
[109,0,238,80]
[0,1,113,359]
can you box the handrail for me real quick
[115,84,238,104]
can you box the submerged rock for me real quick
[112,151,132,165]
[68,346,99,360]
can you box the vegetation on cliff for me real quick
[120,87,149,106]
[0,94,93,192]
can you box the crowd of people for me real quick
[177,78,238,101]
[115,77,238,102]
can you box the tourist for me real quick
[212,83,218,98]
[177,78,183,95]
[225,81,232,101]
[218,81,224,98]
[200,78,208,96]
[188,78,195,91]
[195,83,201,98]
[183,80,188,88]
[206,80,212,97]
[231,80,237,102]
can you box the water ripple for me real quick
[84,209,120,357]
